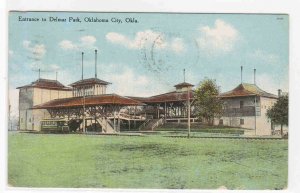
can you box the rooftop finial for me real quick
[32,68,51,81]
[81,52,84,80]
[95,49,97,78]
[254,68,256,85]
[241,66,243,84]
[183,69,186,82]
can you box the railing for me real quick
[107,113,146,120]
[139,118,165,131]
[222,106,260,117]
[138,119,151,131]
[118,113,146,120]
[150,118,164,131]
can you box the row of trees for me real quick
[193,78,288,136]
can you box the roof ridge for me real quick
[148,91,177,98]
[69,77,111,86]
[17,78,71,90]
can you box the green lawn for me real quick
[154,127,245,136]
[8,132,288,189]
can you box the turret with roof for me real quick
[174,82,194,92]
[219,83,278,99]
[174,69,194,92]
[70,77,111,97]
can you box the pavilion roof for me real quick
[219,83,278,99]
[69,78,111,87]
[32,94,144,109]
[17,78,72,90]
[128,90,194,104]
[174,82,194,89]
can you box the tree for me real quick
[194,78,223,125]
[266,94,288,137]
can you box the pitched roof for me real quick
[128,90,194,104]
[219,83,278,99]
[17,79,72,90]
[174,82,194,89]
[69,78,111,87]
[32,94,144,109]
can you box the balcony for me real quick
[222,106,260,117]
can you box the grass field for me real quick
[8,132,288,189]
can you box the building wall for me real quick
[256,97,276,135]
[96,85,106,95]
[73,84,107,97]
[19,87,34,110]
[19,109,51,131]
[33,88,72,105]
[32,109,51,131]
[19,87,33,130]
[176,86,193,92]
[260,97,288,135]
[19,87,72,130]
[222,96,260,109]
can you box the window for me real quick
[219,119,223,125]
[240,119,244,125]
[21,118,23,123]
[223,102,228,109]
[240,101,244,109]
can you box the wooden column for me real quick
[134,106,136,129]
[164,102,167,121]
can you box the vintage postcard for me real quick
[8,11,289,189]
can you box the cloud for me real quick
[106,30,185,54]
[170,38,185,53]
[106,30,166,49]
[48,64,61,71]
[30,62,61,72]
[59,40,78,50]
[105,32,127,45]
[23,40,46,60]
[100,65,167,97]
[80,35,96,46]
[106,68,151,96]
[248,49,280,65]
[59,35,97,51]
[197,19,240,55]
[22,40,61,72]
[23,40,30,48]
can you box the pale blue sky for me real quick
[8,12,289,114]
